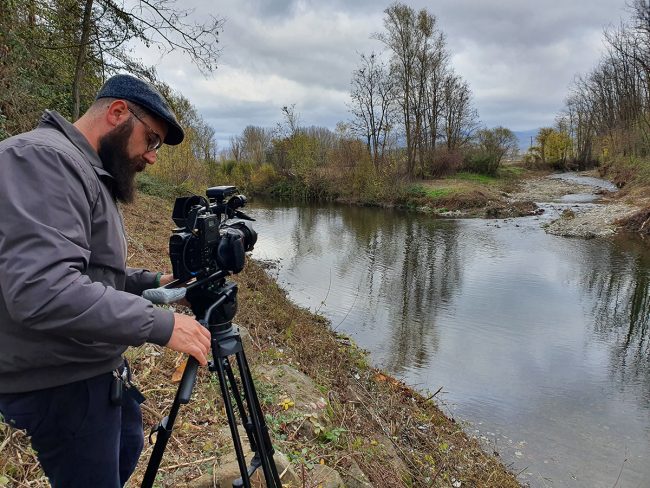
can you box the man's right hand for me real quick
[165,313,211,365]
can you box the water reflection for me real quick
[582,235,650,409]
[253,203,472,373]
[248,201,650,487]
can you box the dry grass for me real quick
[0,191,522,488]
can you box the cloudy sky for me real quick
[135,0,629,148]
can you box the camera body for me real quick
[169,186,257,282]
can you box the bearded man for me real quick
[0,74,211,487]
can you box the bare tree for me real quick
[375,3,421,177]
[565,2,650,163]
[374,2,476,178]
[276,104,300,138]
[349,52,396,169]
[68,0,224,119]
[229,135,242,162]
[442,74,479,151]
[241,125,271,165]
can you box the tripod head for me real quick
[186,275,238,334]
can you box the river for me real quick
[245,179,650,488]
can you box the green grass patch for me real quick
[406,184,454,199]
[451,172,497,184]
[498,165,525,178]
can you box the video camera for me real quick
[169,186,257,282]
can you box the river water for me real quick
[245,179,650,487]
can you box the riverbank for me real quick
[0,192,521,487]
[397,168,646,239]
[506,170,641,238]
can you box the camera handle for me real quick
[141,280,282,488]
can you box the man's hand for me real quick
[166,313,211,366]
[160,273,175,286]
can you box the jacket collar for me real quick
[38,110,112,179]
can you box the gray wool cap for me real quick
[95,74,185,145]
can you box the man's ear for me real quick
[106,100,130,127]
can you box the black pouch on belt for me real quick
[110,359,146,406]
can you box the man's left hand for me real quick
[160,273,175,286]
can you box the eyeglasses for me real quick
[127,107,162,152]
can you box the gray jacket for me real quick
[0,111,174,393]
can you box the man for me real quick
[0,74,211,487]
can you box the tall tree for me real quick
[349,52,396,169]
[374,2,477,178]
[442,73,478,151]
[0,0,224,125]
[375,3,420,177]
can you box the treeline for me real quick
[223,3,520,201]
[530,1,650,174]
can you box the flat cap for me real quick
[96,74,185,145]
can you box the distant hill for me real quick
[512,129,539,153]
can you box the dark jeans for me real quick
[0,371,144,488]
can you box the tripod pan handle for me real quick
[178,356,199,404]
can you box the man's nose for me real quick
[143,150,158,165]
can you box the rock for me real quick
[307,464,346,488]
[544,203,638,238]
[341,460,373,487]
[234,323,252,350]
[256,364,330,439]
[186,426,298,488]
[561,208,575,219]
[367,434,410,478]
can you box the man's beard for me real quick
[98,119,147,203]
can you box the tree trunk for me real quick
[72,0,94,121]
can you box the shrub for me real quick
[250,163,279,192]
[136,173,194,198]
[464,151,500,175]
[429,150,463,177]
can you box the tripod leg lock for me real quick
[148,415,171,445]
[232,453,263,488]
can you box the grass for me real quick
[395,165,534,215]
[452,172,497,184]
[0,191,522,488]
[406,185,455,199]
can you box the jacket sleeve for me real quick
[0,142,174,346]
[125,267,158,296]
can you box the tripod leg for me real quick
[234,350,283,487]
[214,357,252,488]
[223,358,259,453]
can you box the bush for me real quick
[464,151,500,175]
[250,163,279,192]
[429,150,463,177]
[220,160,237,176]
[136,173,194,198]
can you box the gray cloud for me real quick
[137,0,630,145]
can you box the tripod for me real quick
[141,271,283,488]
